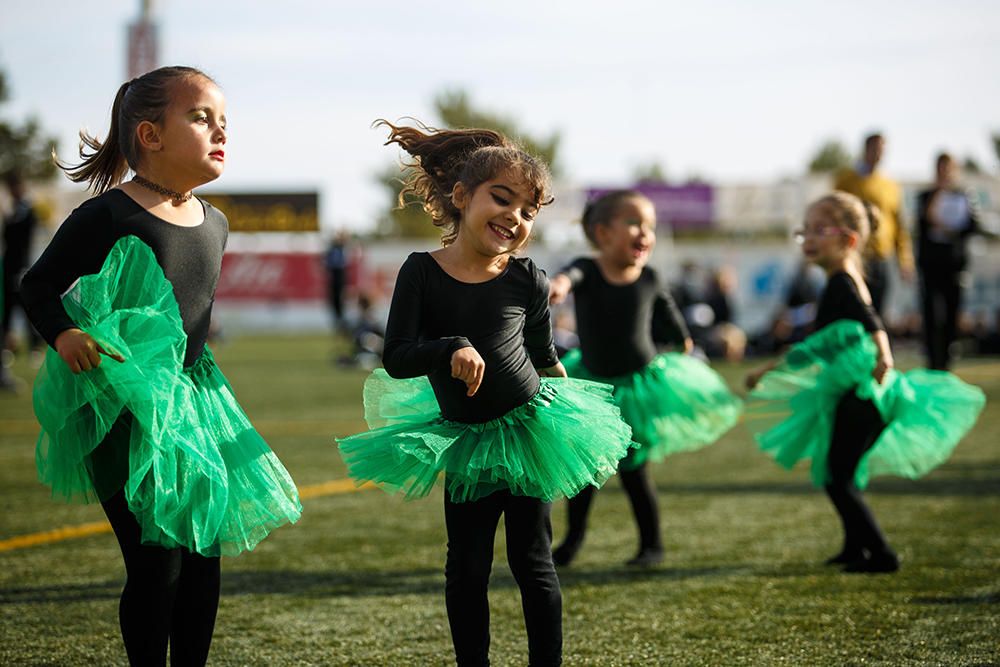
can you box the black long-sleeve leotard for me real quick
[382,252,559,424]
[20,189,228,367]
[814,271,884,333]
[562,258,689,378]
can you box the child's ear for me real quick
[592,221,611,247]
[136,120,162,152]
[451,182,469,210]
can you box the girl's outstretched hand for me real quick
[55,328,125,374]
[744,360,777,390]
[451,346,486,397]
[548,274,572,305]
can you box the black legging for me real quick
[102,490,221,666]
[920,267,963,370]
[444,489,562,667]
[824,392,893,557]
[559,456,663,556]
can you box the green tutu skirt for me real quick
[33,236,301,557]
[747,320,986,489]
[336,370,635,502]
[561,349,742,469]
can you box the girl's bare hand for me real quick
[872,357,892,384]
[548,274,572,305]
[451,346,486,397]
[54,328,125,374]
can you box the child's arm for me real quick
[548,273,572,305]
[20,200,124,372]
[524,263,561,371]
[871,330,893,384]
[381,256,473,380]
[652,278,693,352]
[548,258,587,305]
[744,359,779,390]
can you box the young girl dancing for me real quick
[21,66,301,665]
[548,190,743,567]
[745,192,984,573]
[337,121,633,666]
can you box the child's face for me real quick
[798,207,855,269]
[453,172,538,257]
[154,76,228,185]
[595,196,656,268]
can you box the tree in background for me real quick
[992,133,1000,172]
[376,90,562,238]
[632,161,668,184]
[962,157,982,175]
[807,139,851,174]
[0,69,58,180]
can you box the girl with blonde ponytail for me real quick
[744,191,984,574]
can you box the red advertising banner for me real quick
[216,253,326,301]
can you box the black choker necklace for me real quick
[132,175,193,203]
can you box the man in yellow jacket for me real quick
[834,133,915,314]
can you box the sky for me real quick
[2,0,999,231]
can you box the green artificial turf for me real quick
[0,336,996,665]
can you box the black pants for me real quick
[863,258,890,316]
[102,490,221,666]
[559,457,662,554]
[1,269,42,349]
[444,490,562,667]
[327,267,345,325]
[920,266,963,370]
[823,393,893,557]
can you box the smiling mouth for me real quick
[488,223,515,240]
[210,151,225,161]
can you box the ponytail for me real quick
[807,191,874,273]
[376,119,552,246]
[55,66,213,194]
[56,81,131,194]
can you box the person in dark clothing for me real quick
[746,192,985,576]
[337,121,632,667]
[2,171,42,355]
[746,192,899,573]
[324,230,349,332]
[21,66,300,666]
[548,190,741,568]
[915,153,987,370]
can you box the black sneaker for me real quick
[824,549,865,566]
[625,548,664,568]
[552,540,582,567]
[843,551,899,574]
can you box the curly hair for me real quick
[376,119,553,246]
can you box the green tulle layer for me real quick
[337,370,635,502]
[747,319,986,488]
[562,349,742,468]
[33,236,301,557]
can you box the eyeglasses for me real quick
[792,227,851,244]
